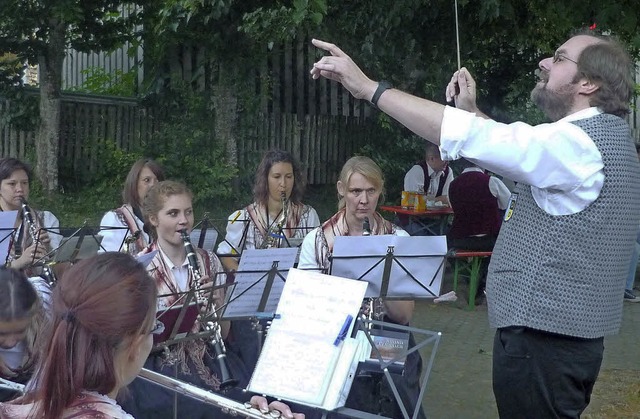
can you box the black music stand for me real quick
[327,235,447,419]
[0,211,17,265]
[222,247,299,320]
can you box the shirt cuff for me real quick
[439,106,477,160]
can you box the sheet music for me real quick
[0,211,17,264]
[223,247,298,318]
[248,268,367,407]
[331,235,447,298]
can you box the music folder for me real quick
[248,268,367,411]
[154,301,201,345]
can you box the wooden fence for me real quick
[0,91,379,187]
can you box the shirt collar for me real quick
[559,107,601,123]
[462,167,484,174]
[157,243,189,270]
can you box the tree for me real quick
[0,0,146,191]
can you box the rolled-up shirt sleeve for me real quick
[439,106,604,215]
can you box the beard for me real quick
[530,80,576,122]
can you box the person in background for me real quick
[0,158,61,272]
[217,149,320,374]
[447,158,511,304]
[218,149,319,270]
[298,156,425,419]
[404,142,453,205]
[99,158,165,254]
[0,268,48,402]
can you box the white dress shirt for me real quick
[440,106,604,216]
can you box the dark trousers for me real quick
[492,327,604,419]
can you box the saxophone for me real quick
[179,229,238,389]
[262,192,288,249]
[20,200,57,286]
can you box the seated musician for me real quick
[121,181,250,419]
[298,156,425,419]
[0,158,61,273]
[0,268,49,402]
[217,149,319,373]
[218,149,319,270]
[0,253,301,419]
[99,158,165,254]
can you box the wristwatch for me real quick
[370,80,393,109]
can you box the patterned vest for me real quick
[448,171,502,239]
[487,114,640,338]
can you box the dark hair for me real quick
[122,158,166,209]
[0,268,42,375]
[0,158,32,183]
[142,180,193,241]
[571,32,634,117]
[28,253,157,419]
[455,158,477,171]
[253,150,305,206]
[425,142,440,158]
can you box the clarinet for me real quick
[360,217,383,328]
[20,200,57,286]
[179,229,238,389]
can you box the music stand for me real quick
[328,235,447,419]
[222,247,299,320]
[0,210,18,264]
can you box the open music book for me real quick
[247,268,367,410]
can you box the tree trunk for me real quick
[212,62,239,193]
[35,20,65,192]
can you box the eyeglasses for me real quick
[149,320,165,335]
[552,51,578,65]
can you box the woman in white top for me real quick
[218,150,320,271]
[99,158,165,254]
[0,158,61,273]
[298,156,425,419]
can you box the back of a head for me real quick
[31,252,157,419]
[575,32,634,117]
[0,268,38,322]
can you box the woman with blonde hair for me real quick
[298,155,425,419]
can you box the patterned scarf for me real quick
[114,204,147,254]
[141,242,221,389]
[245,201,309,248]
[314,208,396,270]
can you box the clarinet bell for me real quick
[212,340,239,390]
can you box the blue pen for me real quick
[333,314,353,346]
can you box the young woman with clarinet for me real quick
[120,180,251,419]
[0,158,60,278]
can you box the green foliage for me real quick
[356,114,424,204]
[66,67,138,96]
[142,85,237,205]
